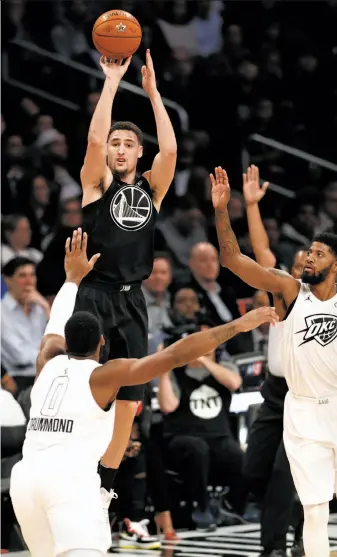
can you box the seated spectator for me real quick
[158,311,243,531]
[315,181,337,234]
[37,198,82,303]
[1,214,43,267]
[142,253,173,336]
[156,196,207,269]
[1,257,49,392]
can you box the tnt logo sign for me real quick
[297,314,337,347]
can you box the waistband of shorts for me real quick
[290,392,337,405]
[80,280,142,293]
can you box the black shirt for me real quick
[82,175,156,287]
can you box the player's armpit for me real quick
[36,335,66,379]
[80,141,108,190]
[143,149,177,211]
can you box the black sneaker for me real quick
[191,506,217,532]
[291,538,305,557]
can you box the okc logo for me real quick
[110,185,152,231]
[296,314,337,347]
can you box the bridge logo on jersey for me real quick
[110,184,152,231]
[296,313,337,347]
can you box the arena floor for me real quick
[8,517,337,557]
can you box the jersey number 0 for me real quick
[40,375,69,417]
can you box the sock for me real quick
[98,462,118,491]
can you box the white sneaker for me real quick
[119,518,161,550]
[100,488,118,526]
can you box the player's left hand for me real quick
[65,228,100,285]
[141,49,157,97]
[210,167,231,211]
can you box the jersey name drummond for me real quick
[27,417,74,433]
[296,314,337,347]
[110,184,152,231]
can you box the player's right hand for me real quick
[64,228,100,285]
[236,306,279,333]
[243,165,269,206]
[210,166,231,211]
[100,56,132,81]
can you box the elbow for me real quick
[230,375,242,392]
[87,133,106,146]
[162,146,177,158]
[159,399,179,414]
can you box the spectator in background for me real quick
[279,196,318,269]
[1,214,43,267]
[316,181,337,234]
[1,257,49,393]
[192,0,224,58]
[156,196,207,269]
[37,198,82,302]
[158,291,243,531]
[227,190,244,222]
[143,253,173,336]
[2,135,28,215]
[19,174,58,250]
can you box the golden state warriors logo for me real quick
[110,185,152,231]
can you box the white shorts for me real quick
[10,460,111,557]
[283,392,337,505]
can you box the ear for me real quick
[138,145,143,159]
[4,276,10,288]
[101,334,105,347]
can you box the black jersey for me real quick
[82,174,156,287]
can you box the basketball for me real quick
[92,10,142,60]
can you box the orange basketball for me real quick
[92,10,142,60]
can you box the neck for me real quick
[310,280,337,301]
[196,276,216,292]
[10,240,26,252]
[114,170,137,185]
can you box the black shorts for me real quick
[74,283,148,401]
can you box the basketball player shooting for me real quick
[74,50,177,501]
[10,228,278,557]
[211,166,337,557]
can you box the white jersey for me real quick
[282,282,337,398]
[267,322,285,377]
[22,355,115,472]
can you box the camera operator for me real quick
[158,287,244,532]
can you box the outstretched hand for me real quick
[100,56,132,82]
[210,166,231,211]
[243,165,269,206]
[141,49,158,97]
[64,228,100,285]
[237,306,279,333]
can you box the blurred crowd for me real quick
[1,0,337,551]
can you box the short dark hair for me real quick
[2,214,28,235]
[65,311,102,357]
[2,257,35,277]
[313,232,337,258]
[109,121,143,145]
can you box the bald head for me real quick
[189,242,219,283]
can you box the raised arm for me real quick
[243,165,276,268]
[210,167,299,302]
[99,306,279,392]
[141,50,177,211]
[36,229,100,377]
[80,57,132,205]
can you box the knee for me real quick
[183,437,209,460]
[303,502,329,527]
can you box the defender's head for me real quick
[107,121,143,179]
[291,248,308,279]
[65,311,104,360]
[301,232,337,285]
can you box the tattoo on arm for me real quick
[215,210,240,260]
[210,325,236,345]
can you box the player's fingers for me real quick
[71,229,77,252]
[89,253,101,268]
[82,231,88,253]
[247,166,252,182]
[262,181,270,192]
[146,48,154,69]
[215,166,221,183]
[124,56,132,68]
[65,237,71,255]
[209,173,215,187]
[222,168,229,184]
[243,173,247,186]
[76,227,82,251]
[141,65,146,77]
